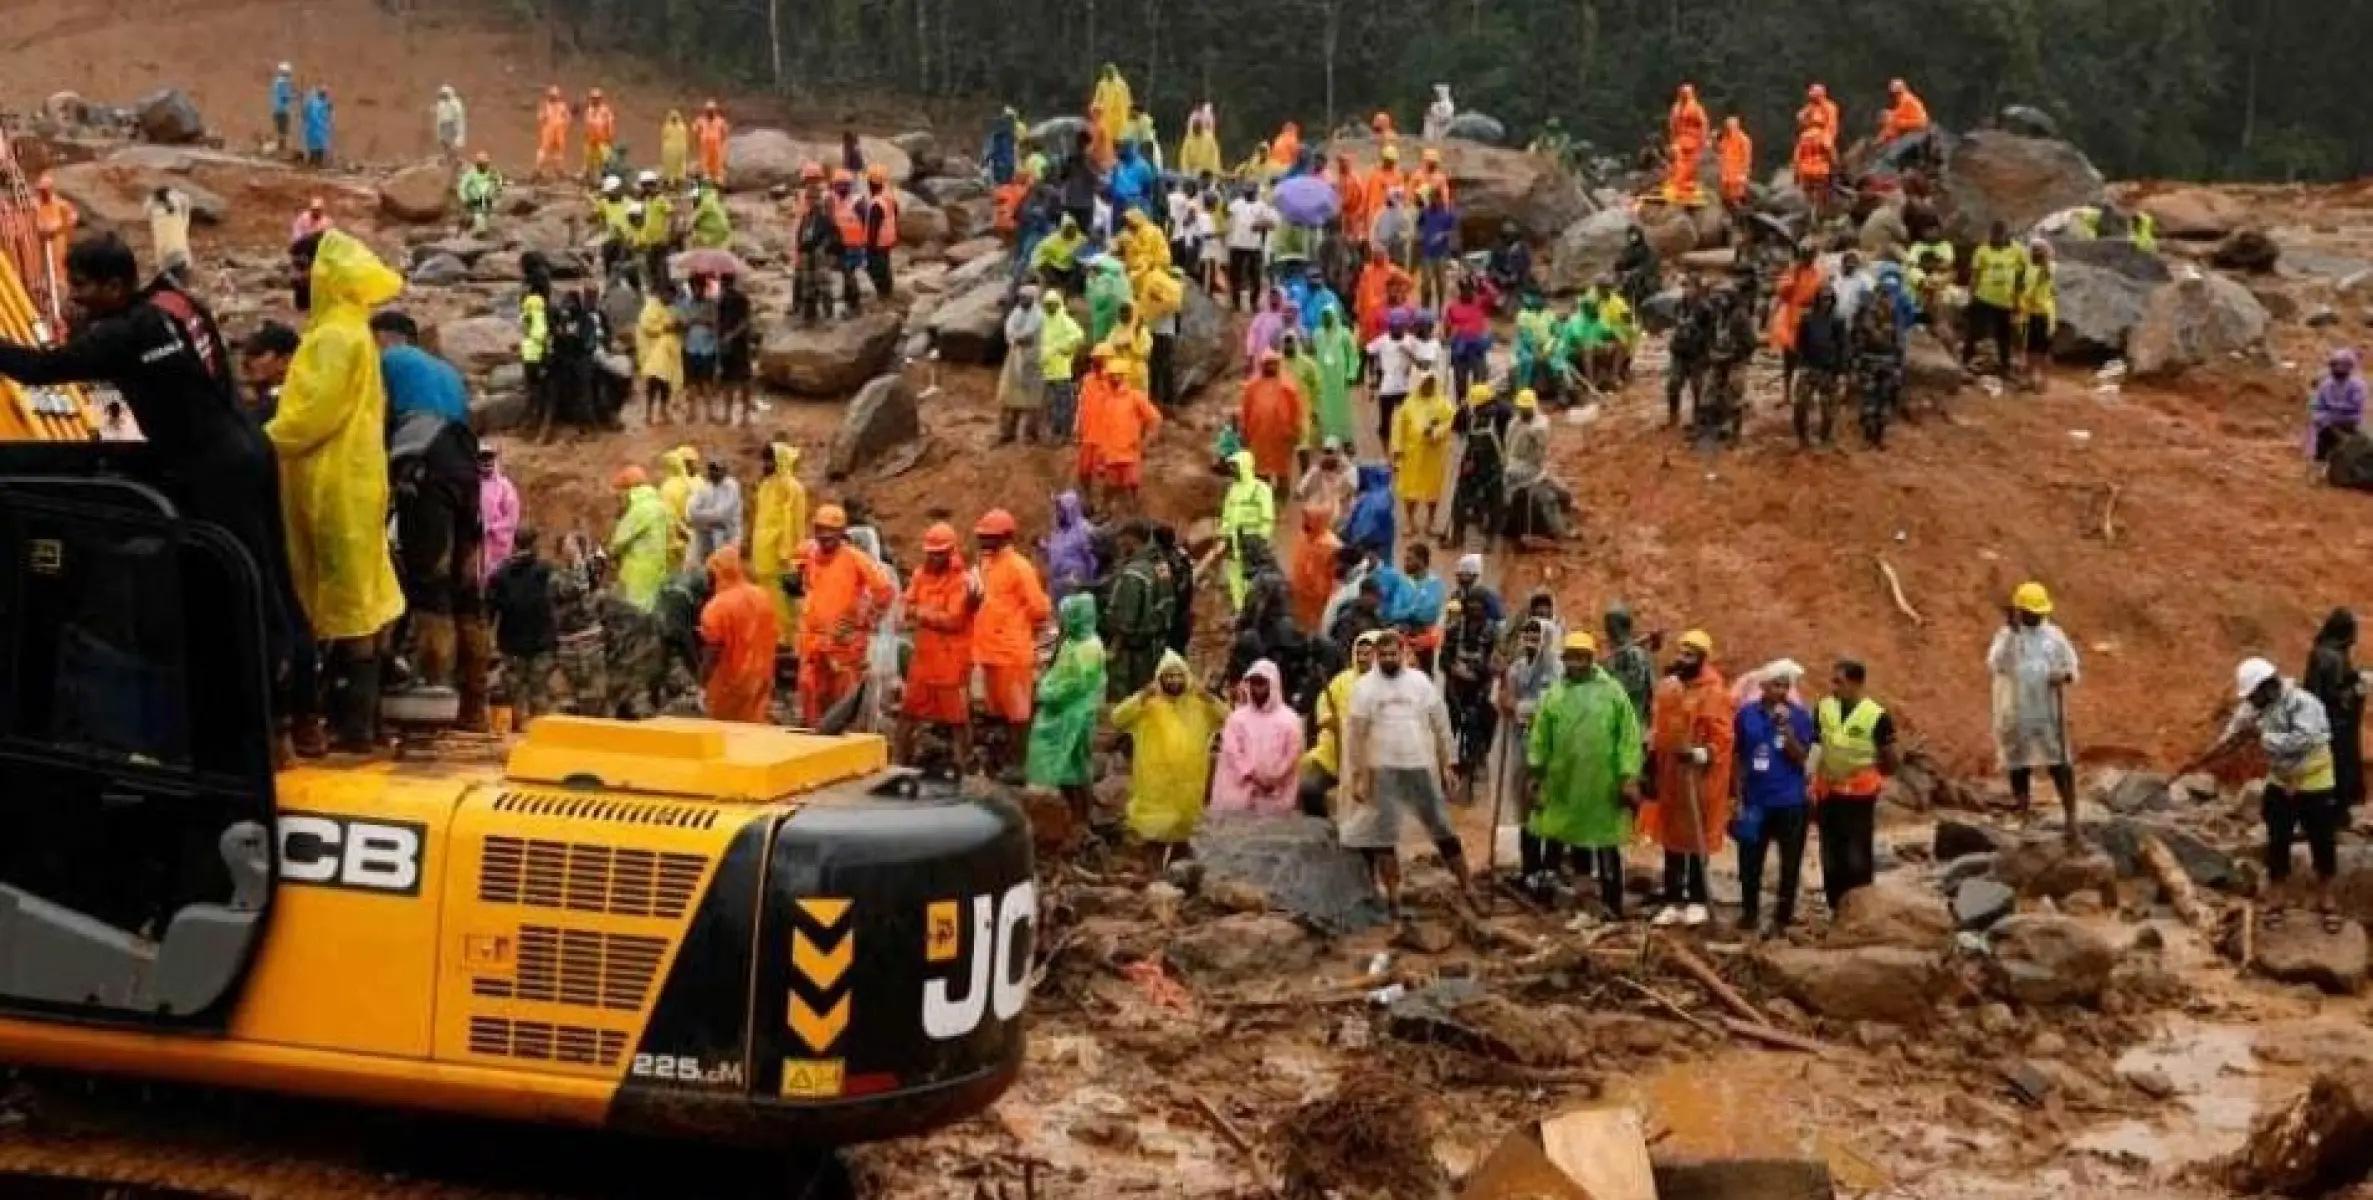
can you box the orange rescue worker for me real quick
[794,503,895,726]
[536,86,571,179]
[1087,105,1117,174]
[1798,83,1840,149]
[698,546,779,723]
[1880,79,1930,144]
[895,522,978,767]
[970,508,1052,780]
[582,88,617,180]
[1270,121,1303,172]
[693,100,730,184]
[1238,350,1305,487]
[1791,127,1838,219]
[1665,84,1710,204]
[1361,145,1407,239]
[1335,153,1373,240]
[1413,147,1454,206]
[1075,346,1163,512]
[1716,117,1753,208]
[31,174,77,295]
[1355,244,1410,344]
[1642,630,1735,926]
[992,169,1033,240]
[1769,244,1824,400]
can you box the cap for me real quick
[2011,581,2053,616]
[974,509,1018,538]
[704,98,719,110]
[1679,629,1714,655]
[812,504,849,531]
[865,164,888,184]
[1563,631,1599,653]
[474,150,491,164]
[2238,657,2280,699]
[589,87,605,99]
[1455,553,1484,577]
[279,62,293,73]
[546,84,561,98]
[1466,383,1495,408]
[831,168,854,185]
[612,466,646,489]
[601,175,623,193]
[637,169,659,185]
[1889,78,1907,93]
[1515,388,1539,411]
[921,522,959,553]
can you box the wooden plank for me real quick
[1539,1105,1658,1200]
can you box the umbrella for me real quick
[1273,176,1340,227]
[671,248,749,278]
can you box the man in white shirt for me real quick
[1367,318,1416,448]
[1343,630,1470,915]
[145,187,193,283]
[1831,251,1873,325]
[1165,181,1196,264]
[1406,314,1446,398]
[1224,186,1273,313]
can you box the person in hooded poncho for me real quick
[2311,350,2366,462]
[660,111,690,186]
[1244,287,1290,367]
[1091,66,1132,148]
[1087,257,1133,345]
[1643,631,1735,927]
[1111,651,1229,846]
[749,444,808,646]
[998,288,1045,439]
[1291,507,1341,633]
[655,445,700,570]
[1282,332,1326,463]
[689,186,733,249]
[1178,104,1222,180]
[697,546,777,722]
[1218,450,1276,609]
[1527,631,1645,920]
[1311,307,1359,446]
[607,468,671,612]
[1042,491,1099,601]
[1987,581,2080,825]
[2304,608,2366,810]
[1390,374,1456,525]
[1339,462,1397,558]
[1239,351,1304,487]
[1027,594,1109,813]
[1213,660,1307,817]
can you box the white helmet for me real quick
[637,169,659,186]
[277,62,293,74]
[601,175,624,194]
[2236,657,2280,700]
[626,201,647,219]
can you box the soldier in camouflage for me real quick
[1102,520,1175,698]
[551,534,611,716]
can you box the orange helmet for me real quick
[831,167,854,186]
[799,161,825,183]
[813,504,849,531]
[1421,147,1441,165]
[921,522,959,553]
[865,164,888,185]
[474,150,491,165]
[973,509,1017,538]
[613,466,647,489]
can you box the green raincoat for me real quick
[1026,594,1108,789]
[1087,259,1133,345]
[689,189,733,249]
[1217,451,1276,610]
[1311,312,1359,446]
[1526,665,1645,849]
[1109,651,1230,842]
[1513,303,1555,389]
[1284,348,1324,450]
[608,483,672,612]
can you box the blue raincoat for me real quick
[1337,463,1397,555]
[1108,143,1159,219]
[302,89,333,155]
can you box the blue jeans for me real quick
[1045,381,1079,440]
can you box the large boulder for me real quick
[1829,881,1953,950]
[889,130,945,178]
[758,311,903,395]
[1938,131,2107,245]
[1993,836,2116,903]
[426,316,519,374]
[378,162,454,224]
[1443,112,1507,145]
[1904,329,1967,396]
[895,191,950,246]
[2212,228,2281,273]
[1171,284,1231,397]
[1545,209,1640,294]
[408,254,469,287]
[2049,258,2161,360]
[1987,914,2114,1006]
[2258,920,2370,996]
[2092,818,2239,891]
[923,271,1012,364]
[723,129,911,194]
[2128,271,2270,379]
[828,374,921,480]
[1165,913,1318,987]
[1758,946,1940,1024]
[45,163,230,230]
[915,175,988,208]
[1953,880,2017,932]
[1934,819,2003,862]
[1191,816,1383,934]
[1995,105,2060,140]
[1334,136,1590,246]
[133,89,206,145]
[2139,187,2249,240]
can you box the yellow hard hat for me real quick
[1515,388,1539,411]
[1466,383,1495,408]
[1563,631,1598,653]
[2012,581,2053,616]
[1679,629,1714,655]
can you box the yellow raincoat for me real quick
[608,483,670,611]
[1091,65,1132,147]
[265,230,405,642]
[637,296,683,391]
[1179,115,1222,179]
[1389,376,1456,506]
[660,112,690,185]
[1109,651,1230,843]
[656,446,699,570]
[1117,210,1170,286]
[749,443,809,646]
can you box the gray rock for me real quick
[1443,112,1508,145]
[409,254,469,287]
[915,175,988,208]
[1026,116,1088,153]
[1189,816,1382,934]
[1987,914,2115,1006]
[723,129,911,194]
[1994,836,2117,902]
[1860,204,1909,254]
[378,161,454,224]
[757,311,903,396]
[1905,329,1968,396]
[2050,259,2159,360]
[2210,228,2281,273]
[2138,187,2248,240]
[1170,284,1231,398]
[2256,918,2370,996]
[2309,305,2341,328]
[1939,131,2107,245]
[827,374,921,480]
[923,275,1012,364]
[1334,135,1591,246]
[2100,770,2173,815]
[945,237,1003,266]
[1164,912,1316,986]
[890,130,945,178]
[426,316,519,374]
[895,190,950,247]
[1829,881,1953,950]
[1758,945,1941,1024]
[416,235,502,264]
[2093,818,2239,891]
[470,250,526,283]
[942,248,1012,293]
[134,89,206,145]
[1995,105,2060,140]
[1935,819,2003,862]
[944,196,994,243]
[1545,208,1641,294]
[2129,271,2270,379]
[1942,853,1998,889]
[1953,880,2017,932]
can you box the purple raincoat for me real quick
[2311,351,2366,456]
[1041,491,1099,600]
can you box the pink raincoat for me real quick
[1210,660,1306,816]
[479,458,521,583]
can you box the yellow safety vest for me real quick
[1817,696,1887,793]
[1971,244,2027,310]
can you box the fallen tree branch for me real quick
[1659,939,1768,1026]
[1876,555,1924,626]
[1614,975,1724,1039]
[2240,901,2256,969]
[1722,1017,1838,1057]
[2140,835,2210,929]
[1192,1093,1278,1195]
[2100,483,2121,545]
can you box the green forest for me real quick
[524,0,2360,182]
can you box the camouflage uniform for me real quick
[503,652,556,718]
[600,594,670,717]
[653,569,712,699]
[1103,547,1175,698]
[551,560,611,716]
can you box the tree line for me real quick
[513,0,2370,182]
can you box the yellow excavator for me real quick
[0,165,1034,1147]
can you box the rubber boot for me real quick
[454,613,495,733]
[289,715,330,759]
[412,612,457,690]
[329,642,383,754]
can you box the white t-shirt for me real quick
[1351,667,1450,771]
[1226,198,1273,252]
[1406,336,1445,391]
[1167,190,1196,240]
[1369,334,1416,395]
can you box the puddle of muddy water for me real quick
[2074,1019,2263,1170]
